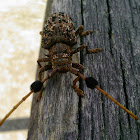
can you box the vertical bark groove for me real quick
[77,96,82,140]
[78,1,84,139]
[106,0,113,56]
[120,56,132,132]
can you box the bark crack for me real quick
[120,56,131,132]
[128,0,137,31]
[91,104,94,140]
[78,96,82,140]
[77,0,84,139]
[119,110,123,139]
[106,0,113,56]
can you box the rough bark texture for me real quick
[27,0,140,140]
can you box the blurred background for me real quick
[0,0,47,139]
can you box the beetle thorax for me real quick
[49,43,72,72]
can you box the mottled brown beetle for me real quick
[0,12,138,126]
[33,12,103,101]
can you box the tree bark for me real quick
[27,0,140,140]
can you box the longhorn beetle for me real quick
[0,12,138,126]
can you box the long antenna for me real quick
[0,76,138,126]
[0,79,44,126]
[95,86,139,120]
[0,90,33,126]
[85,77,139,120]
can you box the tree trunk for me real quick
[27,0,140,140]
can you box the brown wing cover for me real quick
[40,12,77,49]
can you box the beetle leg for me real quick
[75,25,93,36]
[41,69,57,83]
[72,63,84,96]
[72,63,84,72]
[69,68,86,97]
[71,44,103,55]
[36,86,45,102]
[36,64,52,101]
[37,58,50,68]
[38,64,52,81]
[36,69,57,102]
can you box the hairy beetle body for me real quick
[37,12,103,99]
[40,12,78,73]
